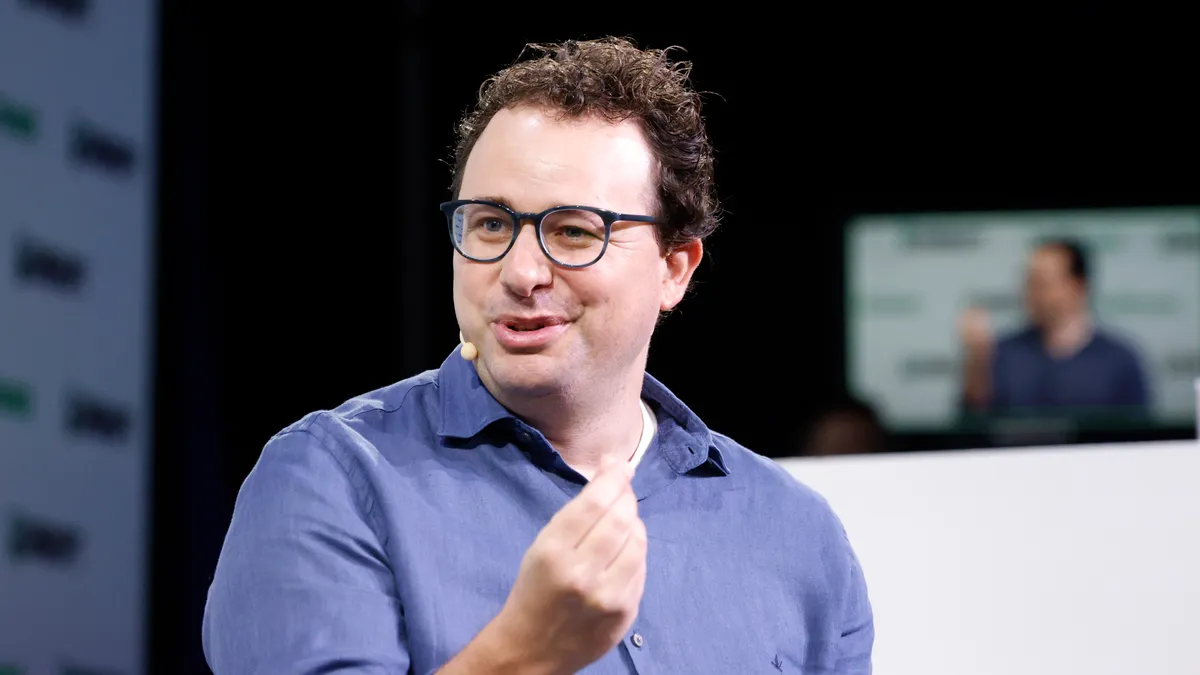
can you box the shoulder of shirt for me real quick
[996,325,1040,351]
[1090,327,1143,360]
[269,367,441,445]
[708,430,842,521]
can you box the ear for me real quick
[660,239,703,312]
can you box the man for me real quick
[960,238,1150,415]
[803,396,889,457]
[204,38,873,674]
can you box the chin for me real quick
[481,351,570,398]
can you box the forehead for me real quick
[1030,246,1069,274]
[459,105,657,214]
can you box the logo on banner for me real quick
[967,291,1021,312]
[1159,230,1200,253]
[18,0,91,22]
[900,227,982,251]
[65,391,132,442]
[855,292,921,316]
[0,93,38,143]
[1165,352,1200,377]
[8,511,83,566]
[69,121,136,177]
[900,355,957,380]
[0,377,33,420]
[1041,230,1125,254]
[14,233,87,293]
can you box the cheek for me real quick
[575,266,662,325]
[451,262,492,324]
[453,260,487,298]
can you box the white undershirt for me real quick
[629,399,656,469]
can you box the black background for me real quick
[151,4,1195,672]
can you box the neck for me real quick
[1042,310,1092,357]
[486,364,648,480]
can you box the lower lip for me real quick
[491,321,569,350]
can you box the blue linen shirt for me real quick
[203,348,874,674]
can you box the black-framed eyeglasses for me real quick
[440,199,658,269]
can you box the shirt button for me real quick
[517,431,532,443]
[631,632,644,648]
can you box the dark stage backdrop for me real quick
[210,12,1192,476]
[155,5,1193,672]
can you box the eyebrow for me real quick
[467,195,589,212]
[469,195,515,208]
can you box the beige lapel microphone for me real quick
[459,331,478,361]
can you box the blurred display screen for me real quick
[846,206,1200,434]
[0,1,158,673]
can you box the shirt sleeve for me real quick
[1119,349,1151,409]
[988,340,1011,411]
[202,426,410,674]
[835,535,875,674]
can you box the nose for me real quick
[498,222,553,297]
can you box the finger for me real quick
[551,457,633,547]
[601,519,647,600]
[619,561,647,615]
[576,488,639,573]
[618,552,647,609]
[581,518,645,620]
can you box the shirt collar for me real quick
[435,345,727,476]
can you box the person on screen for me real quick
[203,38,872,674]
[803,395,890,456]
[959,237,1150,415]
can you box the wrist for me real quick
[967,342,993,360]
[472,609,560,675]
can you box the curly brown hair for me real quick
[449,37,721,252]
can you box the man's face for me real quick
[1024,245,1083,327]
[453,105,701,399]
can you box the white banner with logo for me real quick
[0,1,157,674]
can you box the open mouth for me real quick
[492,317,569,348]
[505,320,552,332]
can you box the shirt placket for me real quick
[622,625,649,673]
